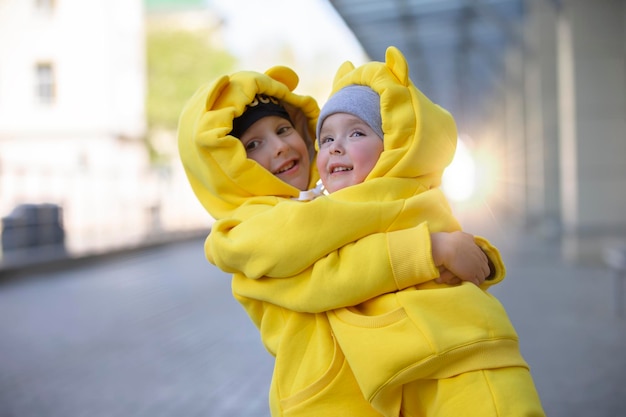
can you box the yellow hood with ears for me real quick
[320,46,457,190]
[177,66,320,220]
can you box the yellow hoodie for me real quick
[319,47,529,415]
[178,48,527,416]
[178,65,442,416]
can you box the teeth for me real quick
[276,161,295,174]
[332,167,352,173]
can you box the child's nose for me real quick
[329,139,344,154]
[272,136,289,156]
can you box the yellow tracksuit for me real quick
[178,47,544,416]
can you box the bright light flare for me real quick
[442,137,476,202]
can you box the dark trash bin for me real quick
[1,203,65,252]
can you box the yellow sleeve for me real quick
[206,195,407,278]
[232,222,439,313]
[206,184,456,280]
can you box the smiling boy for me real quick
[316,85,384,193]
[310,56,545,416]
[232,94,311,191]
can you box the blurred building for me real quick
[329,0,626,264]
[0,0,208,258]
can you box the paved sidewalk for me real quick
[0,226,625,416]
[0,237,274,417]
[488,231,626,417]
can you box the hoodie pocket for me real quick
[327,283,522,404]
[276,334,383,417]
[327,294,433,403]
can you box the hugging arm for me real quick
[209,185,505,300]
[206,195,408,278]
[232,222,441,313]
[231,225,505,313]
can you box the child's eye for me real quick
[319,136,334,146]
[350,130,365,138]
[276,125,293,135]
[244,139,261,152]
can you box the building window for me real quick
[35,63,56,105]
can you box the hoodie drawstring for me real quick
[293,181,326,201]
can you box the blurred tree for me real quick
[146,29,236,132]
[145,14,236,163]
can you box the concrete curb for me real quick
[0,229,210,280]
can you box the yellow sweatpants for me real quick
[270,357,544,417]
[400,367,545,417]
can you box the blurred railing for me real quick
[0,162,211,270]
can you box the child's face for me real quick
[239,115,311,191]
[316,113,384,193]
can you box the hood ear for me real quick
[333,60,356,85]
[265,66,299,91]
[385,46,409,87]
[204,75,230,110]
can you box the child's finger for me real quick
[435,268,454,283]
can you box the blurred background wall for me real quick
[505,0,626,264]
[327,0,625,264]
[0,0,212,258]
[0,0,624,265]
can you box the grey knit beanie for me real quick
[316,85,383,142]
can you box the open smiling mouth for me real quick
[275,161,296,175]
[331,167,353,173]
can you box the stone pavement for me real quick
[1,229,625,416]
[489,231,626,417]
[0,239,274,417]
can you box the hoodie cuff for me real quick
[474,236,506,287]
[386,222,439,289]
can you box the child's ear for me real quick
[265,66,299,91]
[204,75,230,110]
[385,46,409,86]
[333,60,355,85]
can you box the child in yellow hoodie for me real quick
[314,53,546,416]
[178,62,499,416]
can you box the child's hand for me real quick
[431,231,490,286]
[436,266,462,285]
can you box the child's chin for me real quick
[326,182,350,193]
